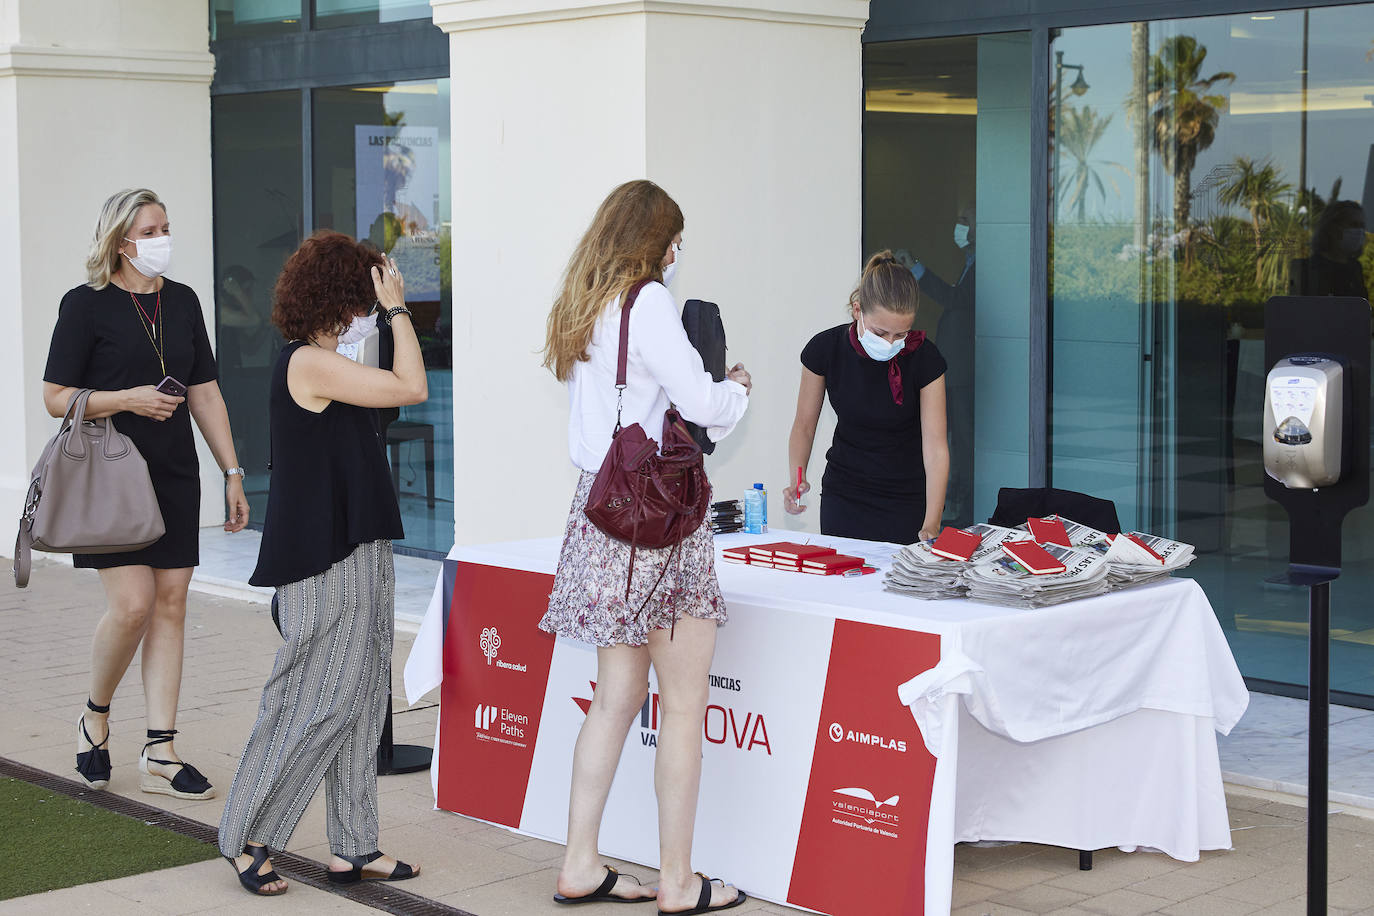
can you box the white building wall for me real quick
[434,0,868,546]
[0,0,219,544]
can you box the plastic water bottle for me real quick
[744,483,768,534]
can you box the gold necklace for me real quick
[129,289,166,376]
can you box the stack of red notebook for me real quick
[722,542,867,575]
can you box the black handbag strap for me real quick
[613,279,653,431]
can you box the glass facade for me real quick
[210,0,302,40]
[314,0,432,28]
[1048,5,1374,697]
[210,13,453,556]
[863,32,1035,529]
[865,3,1374,703]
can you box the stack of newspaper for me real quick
[1100,530,1196,589]
[963,542,1111,608]
[883,523,1023,599]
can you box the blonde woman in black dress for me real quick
[43,188,249,800]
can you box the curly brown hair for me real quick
[272,230,384,340]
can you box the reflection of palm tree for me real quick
[1218,156,1291,281]
[1147,35,1235,233]
[1058,106,1130,222]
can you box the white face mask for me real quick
[337,311,378,346]
[858,313,906,361]
[953,224,971,249]
[122,235,172,278]
[662,243,681,286]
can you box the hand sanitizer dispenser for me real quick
[1264,355,1348,489]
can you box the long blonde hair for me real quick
[543,180,684,381]
[851,249,919,316]
[86,188,165,290]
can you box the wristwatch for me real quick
[224,467,246,480]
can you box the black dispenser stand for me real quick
[1261,297,1370,916]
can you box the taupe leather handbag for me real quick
[14,389,165,587]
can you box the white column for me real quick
[0,0,218,538]
[432,0,869,545]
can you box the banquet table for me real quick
[403,532,1249,916]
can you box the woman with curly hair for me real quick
[217,231,426,896]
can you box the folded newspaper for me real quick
[883,524,1023,599]
[883,515,1195,607]
[963,541,1111,608]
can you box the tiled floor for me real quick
[4,561,1374,914]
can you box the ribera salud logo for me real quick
[480,627,501,665]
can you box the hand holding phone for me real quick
[155,376,187,398]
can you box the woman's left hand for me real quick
[918,525,940,542]
[225,476,250,532]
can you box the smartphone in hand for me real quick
[155,376,187,398]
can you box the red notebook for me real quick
[1026,516,1072,547]
[801,554,864,575]
[1001,540,1067,575]
[722,547,751,563]
[930,526,983,561]
[772,544,838,562]
[747,542,798,560]
[1125,533,1165,564]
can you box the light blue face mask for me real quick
[858,313,906,361]
[953,223,971,249]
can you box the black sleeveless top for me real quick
[249,341,405,587]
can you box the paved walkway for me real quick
[2,558,1373,915]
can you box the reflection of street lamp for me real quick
[1053,51,1090,223]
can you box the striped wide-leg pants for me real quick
[218,540,394,858]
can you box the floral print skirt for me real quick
[539,470,727,647]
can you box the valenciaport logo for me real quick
[827,720,907,753]
[572,681,770,754]
[473,702,530,748]
[831,786,901,838]
[478,625,527,673]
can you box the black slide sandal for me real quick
[227,844,286,896]
[554,866,655,904]
[328,850,418,884]
[658,873,747,915]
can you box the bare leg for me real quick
[81,566,158,747]
[140,567,193,770]
[648,616,740,912]
[555,643,657,902]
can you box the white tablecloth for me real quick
[404,532,1249,915]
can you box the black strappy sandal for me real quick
[139,729,215,799]
[227,844,287,896]
[657,874,747,915]
[327,850,419,884]
[75,698,111,789]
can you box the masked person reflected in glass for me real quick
[785,251,949,545]
[896,204,975,527]
[1290,200,1369,300]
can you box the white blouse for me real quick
[567,281,748,472]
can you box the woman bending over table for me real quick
[44,188,249,802]
[784,250,949,545]
[539,179,751,914]
[218,233,424,896]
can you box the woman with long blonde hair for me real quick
[539,180,751,914]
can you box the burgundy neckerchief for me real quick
[847,320,926,406]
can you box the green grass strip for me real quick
[0,778,219,900]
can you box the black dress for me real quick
[43,280,218,569]
[801,323,947,544]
